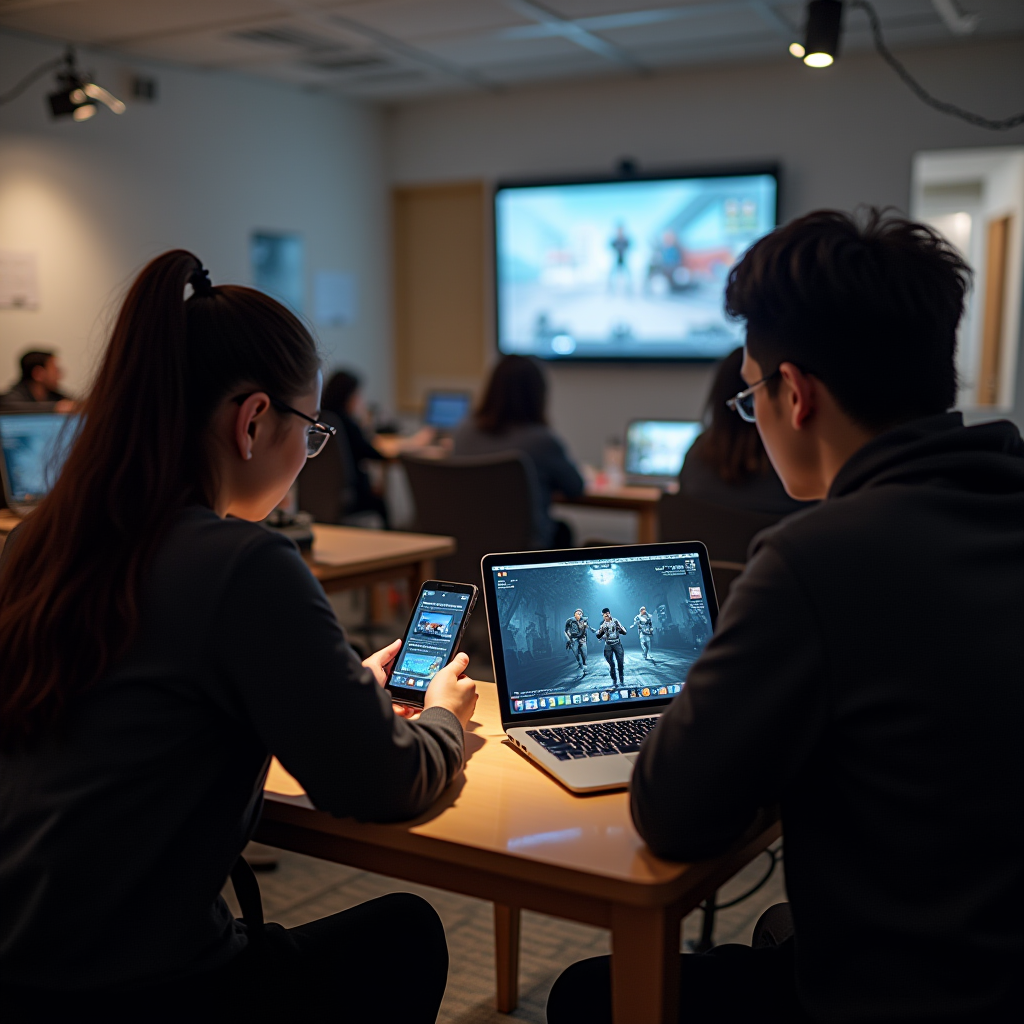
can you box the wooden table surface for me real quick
[260,681,779,1022]
[306,523,454,594]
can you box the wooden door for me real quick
[977,214,1011,407]
[392,181,488,413]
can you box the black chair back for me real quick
[400,452,537,587]
[658,491,784,564]
[296,411,353,524]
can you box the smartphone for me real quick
[385,580,479,708]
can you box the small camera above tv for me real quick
[494,166,778,362]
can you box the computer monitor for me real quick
[625,420,702,480]
[423,391,471,430]
[0,411,80,510]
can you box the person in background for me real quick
[3,350,76,411]
[0,252,477,1023]
[321,369,391,527]
[679,347,809,516]
[452,355,583,548]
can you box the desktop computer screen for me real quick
[495,169,777,361]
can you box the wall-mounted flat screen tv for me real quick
[494,168,778,362]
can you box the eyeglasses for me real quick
[725,370,779,423]
[233,394,337,458]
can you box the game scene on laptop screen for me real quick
[495,173,776,361]
[0,414,80,503]
[491,553,713,715]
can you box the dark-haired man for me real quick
[2,350,73,409]
[548,210,1023,1023]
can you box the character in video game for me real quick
[595,607,627,685]
[564,608,590,674]
[632,605,655,661]
[608,223,632,293]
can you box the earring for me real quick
[246,452,252,461]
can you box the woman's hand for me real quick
[362,639,417,719]
[423,653,478,730]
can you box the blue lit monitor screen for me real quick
[495,172,777,361]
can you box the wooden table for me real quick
[307,523,454,595]
[0,516,454,604]
[556,484,664,544]
[259,682,780,1023]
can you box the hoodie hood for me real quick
[829,412,1024,500]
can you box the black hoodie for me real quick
[631,413,1023,1022]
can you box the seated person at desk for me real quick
[321,368,390,526]
[680,346,810,516]
[1,349,75,411]
[452,355,583,548]
[549,210,1023,1023]
[0,252,477,1024]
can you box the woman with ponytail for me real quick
[0,251,476,1022]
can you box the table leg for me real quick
[637,507,659,545]
[611,903,680,1024]
[415,557,437,589]
[494,903,521,1013]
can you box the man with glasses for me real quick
[549,209,1023,1023]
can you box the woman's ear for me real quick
[233,393,272,461]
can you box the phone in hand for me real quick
[385,580,479,708]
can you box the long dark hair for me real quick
[475,355,547,435]
[0,250,319,749]
[696,347,772,484]
[322,369,361,418]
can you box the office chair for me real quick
[399,452,538,586]
[296,411,354,525]
[657,491,784,564]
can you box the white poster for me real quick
[0,251,40,309]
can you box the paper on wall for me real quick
[0,251,40,310]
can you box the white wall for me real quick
[386,34,1024,462]
[0,32,391,408]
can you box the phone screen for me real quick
[387,585,474,698]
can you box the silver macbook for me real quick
[0,411,80,515]
[481,541,719,793]
[625,419,702,486]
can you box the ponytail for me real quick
[0,250,319,749]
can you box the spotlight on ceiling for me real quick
[788,42,806,58]
[47,47,125,122]
[801,0,842,68]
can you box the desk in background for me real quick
[0,516,454,602]
[260,682,780,1024]
[556,483,664,544]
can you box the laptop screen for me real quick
[489,549,715,717]
[423,391,471,429]
[625,420,702,477]
[0,412,80,505]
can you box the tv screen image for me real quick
[495,171,777,361]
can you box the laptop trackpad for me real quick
[624,753,639,765]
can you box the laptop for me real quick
[423,390,471,432]
[481,541,719,792]
[625,419,702,486]
[0,411,80,514]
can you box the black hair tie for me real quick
[189,264,213,296]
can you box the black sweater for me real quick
[0,508,464,989]
[631,413,1023,1022]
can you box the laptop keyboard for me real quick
[526,717,659,760]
